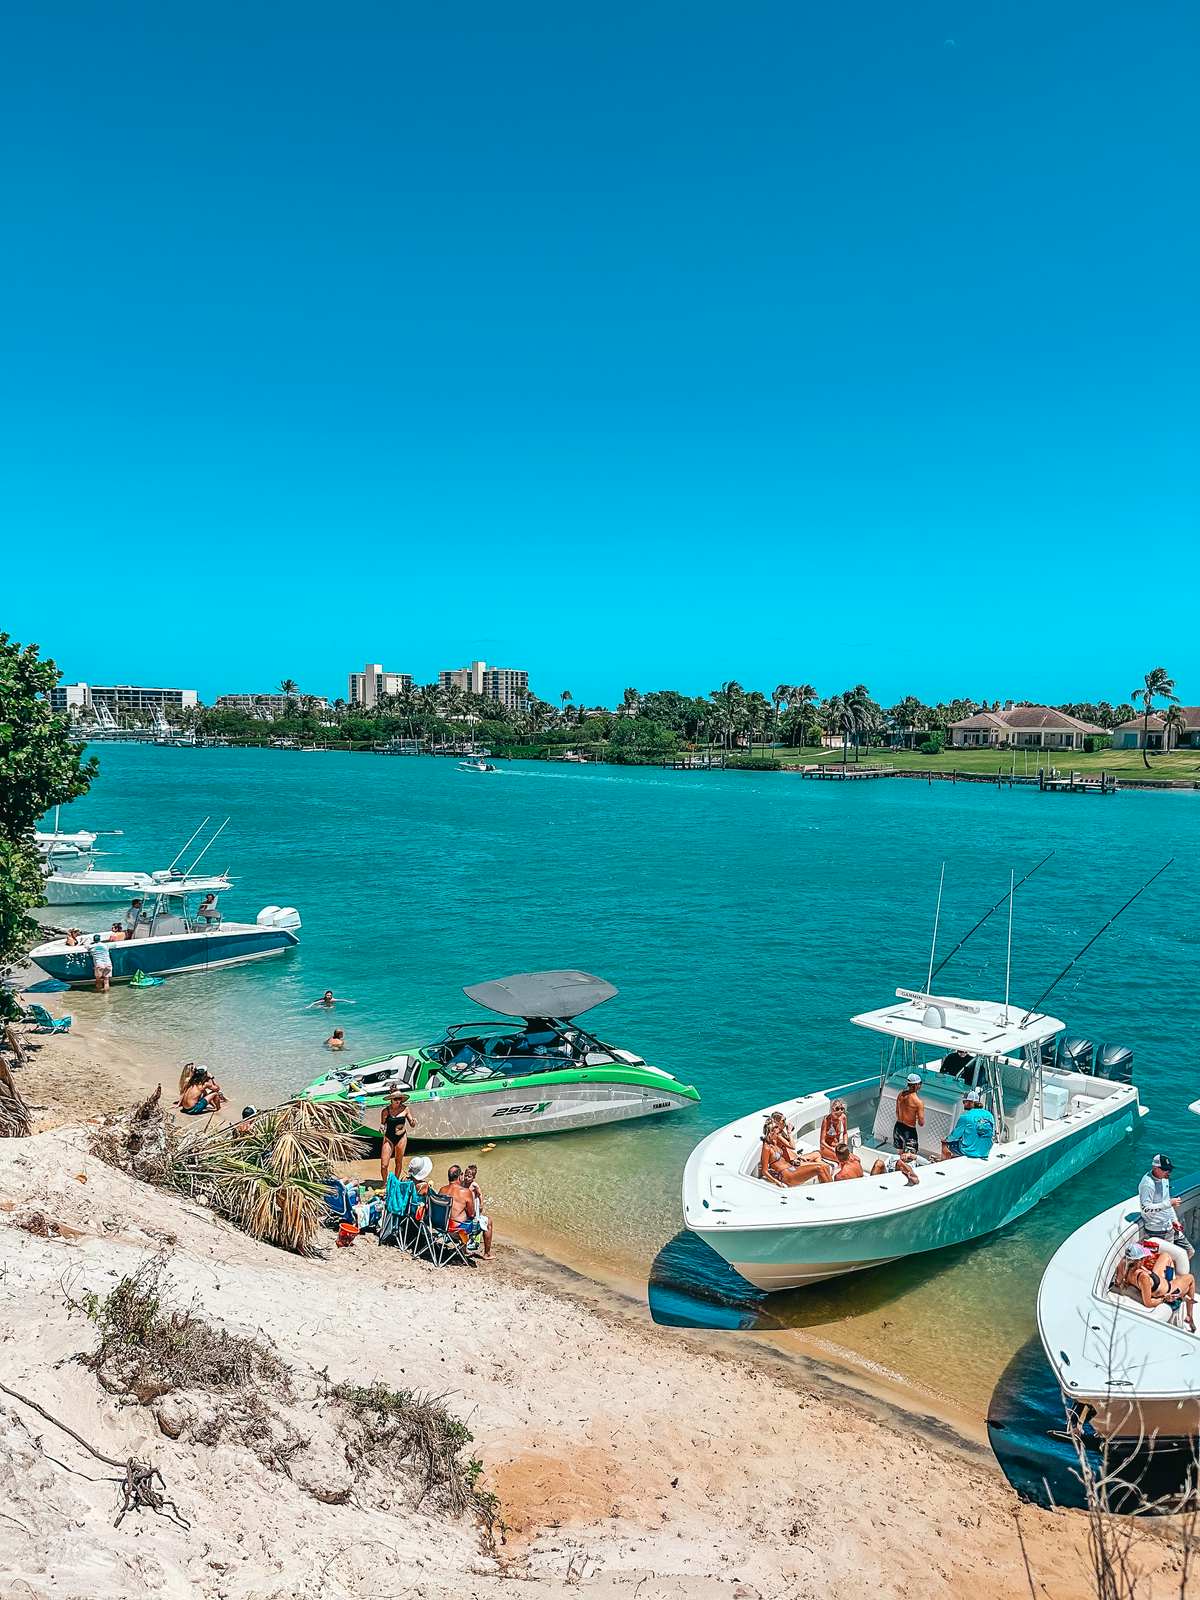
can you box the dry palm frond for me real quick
[165,1099,366,1255]
[0,1056,32,1138]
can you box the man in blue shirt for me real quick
[941,1087,996,1161]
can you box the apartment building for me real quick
[347,662,414,709]
[437,659,530,712]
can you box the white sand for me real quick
[0,1120,1187,1600]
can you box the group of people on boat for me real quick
[1110,1153,1197,1331]
[758,1066,997,1191]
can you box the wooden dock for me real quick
[1039,770,1119,795]
[798,763,896,781]
[666,752,726,770]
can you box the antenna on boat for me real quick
[924,863,945,995]
[929,849,1054,984]
[1020,859,1174,1026]
[1004,868,1014,1022]
[165,817,211,873]
[185,817,229,875]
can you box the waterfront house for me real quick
[1112,707,1200,750]
[949,704,1105,751]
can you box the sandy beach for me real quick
[0,1009,1191,1598]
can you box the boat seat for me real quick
[872,1078,960,1160]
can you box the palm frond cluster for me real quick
[168,1099,366,1255]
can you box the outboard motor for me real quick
[1096,1042,1135,1084]
[1060,1036,1094,1073]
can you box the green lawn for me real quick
[757,744,1200,780]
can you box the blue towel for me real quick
[386,1175,416,1216]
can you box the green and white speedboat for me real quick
[301,969,700,1143]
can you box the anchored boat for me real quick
[683,987,1142,1291]
[41,816,234,905]
[302,969,700,1142]
[29,887,300,985]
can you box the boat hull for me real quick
[31,927,298,986]
[690,1097,1138,1292]
[319,1077,696,1143]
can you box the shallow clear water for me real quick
[40,745,1200,1412]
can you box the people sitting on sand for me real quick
[832,1142,864,1181]
[379,1090,416,1181]
[462,1163,494,1260]
[759,1122,830,1187]
[870,1150,928,1186]
[325,1027,346,1051]
[819,1099,848,1162]
[90,933,112,993]
[1117,1241,1197,1331]
[940,1087,995,1161]
[441,1163,492,1256]
[234,1105,258,1135]
[894,1073,925,1155]
[178,1065,225,1115]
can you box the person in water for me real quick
[819,1099,848,1162]
[380,1091,416,1181]
[90,933,112,993]
[325,1027,346,1051]
[759,1123,830,1187]
[832,1143,864,1181]
[941,1087,995,1161]
[894,1073,924,1155]
[311,990,354,1008]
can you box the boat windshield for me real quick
[427,1023,588,1081]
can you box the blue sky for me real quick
[3,2,1195,709]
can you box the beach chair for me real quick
[413,1190,476,1268]
[322,1179,359,1229]
[25,1004,72,1034]
[379,1175,417,1248]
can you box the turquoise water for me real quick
[39,745,1200,1409]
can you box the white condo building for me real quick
[348,663,414,709]
[216,692,329,715]
[50,682,198,716]
[438,659,530,712]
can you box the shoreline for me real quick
[3,996,1021,1452]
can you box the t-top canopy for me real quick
[851,987,1064,1055]
[463,970,618,1019]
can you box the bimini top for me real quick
[851,988,1064,1056]
[463,970,618,1019]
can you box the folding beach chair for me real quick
[322,1179,359,1229]
[26,1004,72,1034]
[379,1175,416,1248]
[413,1190,476,1268]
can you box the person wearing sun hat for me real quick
[1139,1154,1193,1274]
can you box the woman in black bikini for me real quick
[380,1091,416,1182]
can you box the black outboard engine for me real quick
[1096,1042,1135,1083]
[1060,1036,1094,1072]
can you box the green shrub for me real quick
[918,735,945,755]
[1083,734,1112,753]
[725,754,782,771]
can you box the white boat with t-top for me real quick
[683,985,1142,1291]
[1037,1178,1200,1445]
[42,866,233,906]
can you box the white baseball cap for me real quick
[905,1072,922,1087]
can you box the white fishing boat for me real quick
[457,758,496,773]
[42,866,233,906]
[682,862,1161,1292]
[1037,1180,1200,1445]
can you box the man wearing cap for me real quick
[894,1073,925,1156]
[1140,1155,1193,1274]
[941,1086,995,1161]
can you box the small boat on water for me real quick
[683,986,1142,1291]
[457,758,497,773]
[41,866,233,906]
[302,969,700,1142]
[1037,1176,1200,1446]
[29,887,301,985]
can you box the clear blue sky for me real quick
[4,2,1195,709]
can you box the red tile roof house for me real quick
[1112,707,1200,750]
[949,704,1106,751]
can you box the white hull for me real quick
[42,871,231,906]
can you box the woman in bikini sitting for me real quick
[178,1065,226,1116]
[1117,1241,1197,1332]
[759,1121,831,1187]
[819,1098,848,1162]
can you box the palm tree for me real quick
[822,694,853,762]
[621,687,641,717]
[771,684,790,740]
[1131,667,1178,769]
[709,680,746,751]
[278,678,300,718]
[1162,703,1187,752]
[560,689,573,720]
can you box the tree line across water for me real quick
[146,671,1185,767]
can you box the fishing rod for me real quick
[1020,859,1174,1026]
[185,817,229,875]
[928,849,1055,984]
[165,817,211,873]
